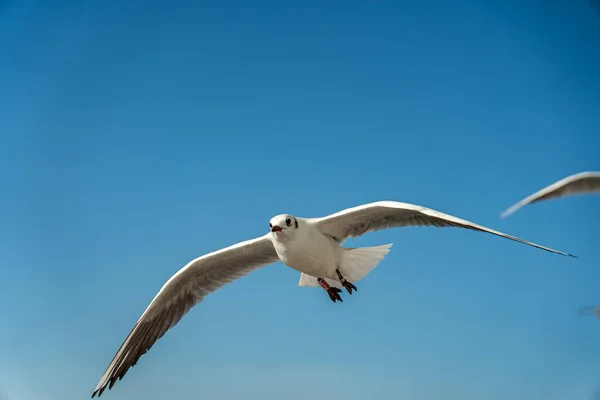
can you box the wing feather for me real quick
[501,171,600,218]
[92,234,278,398]
[309,201,575,257]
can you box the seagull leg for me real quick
[318,278,343,303]
[336,269,357,295]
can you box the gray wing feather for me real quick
[501,171,600,218]
[92,234,278,398]
[309,201,575,257]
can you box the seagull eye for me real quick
[269,223,272,228]
[285,218,292,226]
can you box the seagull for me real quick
[500,171,600,218]
[91,200,575,398]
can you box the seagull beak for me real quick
[271,225,283,233]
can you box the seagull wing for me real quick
[501,171,600,218]
[309,201,575,257]
[92,234,279,398]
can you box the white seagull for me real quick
[501,171,600,218]
[91,200,575,398]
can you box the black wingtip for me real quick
[92,386,105,398]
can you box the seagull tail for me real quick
[338,243,393,283]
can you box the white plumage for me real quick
[92,200,574,398]
[501,171,600,218]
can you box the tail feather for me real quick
[297,243,393,288]
[298,273,342,288]
[340,244,393,283]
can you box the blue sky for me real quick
[1,1,599,399]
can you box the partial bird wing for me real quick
[500,171,600,218]
[92,234,279,398]
[309,201,575,257]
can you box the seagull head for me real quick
[269,214,298,236]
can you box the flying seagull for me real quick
[92,200,575,397]
[500,171,600,218]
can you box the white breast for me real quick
[271,222,341,279]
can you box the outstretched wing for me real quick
[92,234,279,398]
[501,171,600,218]
[309,201,575,257]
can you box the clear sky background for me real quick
[1,1,599,399]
